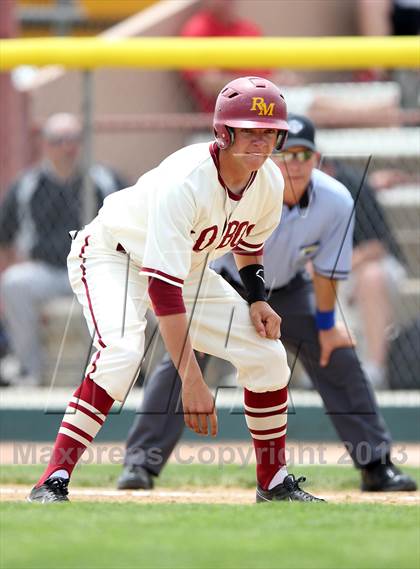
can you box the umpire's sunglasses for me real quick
[276,150,314,163]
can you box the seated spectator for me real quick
[180,0,273,114]
[321,158,407,389]
[0,113,126,386]
[387,314,420,389]
[356,0,420,108]
[179,0,301,145]
[282,1,420,127]
[181,0,416,130]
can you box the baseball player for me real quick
[28,77,325,503]
[117,114,417,494]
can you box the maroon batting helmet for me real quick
[213,76,288,151]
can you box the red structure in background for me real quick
[0,0,30,198]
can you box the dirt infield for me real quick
[1,485,419,505]
[2,441,418,505]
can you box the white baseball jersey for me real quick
[98,142,284,287]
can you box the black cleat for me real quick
[0,369,10,388]
[256,474,325,503]
[117,465,154,490]
[27,477,69,503]
[361,464,417,492]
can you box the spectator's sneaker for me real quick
[361,464,417,492]
[27,477,69,503]
[117,465,154,490]
[256,474,325,503]
[0,374,10,388]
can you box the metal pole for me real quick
[54,0,73,36]
[81,70,96,227]
[0,0,20,196]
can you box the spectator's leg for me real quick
[356,0,391,36]
[0,261,71,382]
[352,260,392,387]
[0,319,9,358]
[0,319,10,387]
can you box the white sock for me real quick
[268,466,288,490]
[48,469,69,480]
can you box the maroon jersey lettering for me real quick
[216,221,255,249]
[216,220,240,249]
[236,223,256,247]
[231,221,254,248]
[193,225,218,252]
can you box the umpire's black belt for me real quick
[268,271,310,295]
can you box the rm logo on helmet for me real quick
[250,97,275,116]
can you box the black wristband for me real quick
[238,264,267,304]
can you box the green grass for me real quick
[1,462,420,491]
[1,464,419,569]
[1,502,419,569]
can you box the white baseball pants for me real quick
[67,220,290,401]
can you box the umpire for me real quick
[117,114,416,493]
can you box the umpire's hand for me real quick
[250,301,281,340]
[318,321,356,367]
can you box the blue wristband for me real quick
[315,310,335,330]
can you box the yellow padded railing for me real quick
[0,36,419,70]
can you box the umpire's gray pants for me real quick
[0,261,72,379]
[124,274,392,473]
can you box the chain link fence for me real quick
[1,102,418,391]
[1,1,419,391]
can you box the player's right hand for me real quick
[182,377,218,437]
[250,301,281,339]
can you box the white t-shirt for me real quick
[98,142,284,287]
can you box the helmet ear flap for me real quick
[214,125,235,149]
[227,127,234,146]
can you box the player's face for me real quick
[230,128,278,171]
[272,145,319,205]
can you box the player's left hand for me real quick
[250,301,281,340]
[182,376,218,437]
[318,321,355,367]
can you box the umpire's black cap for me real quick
[282,113,316,151]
